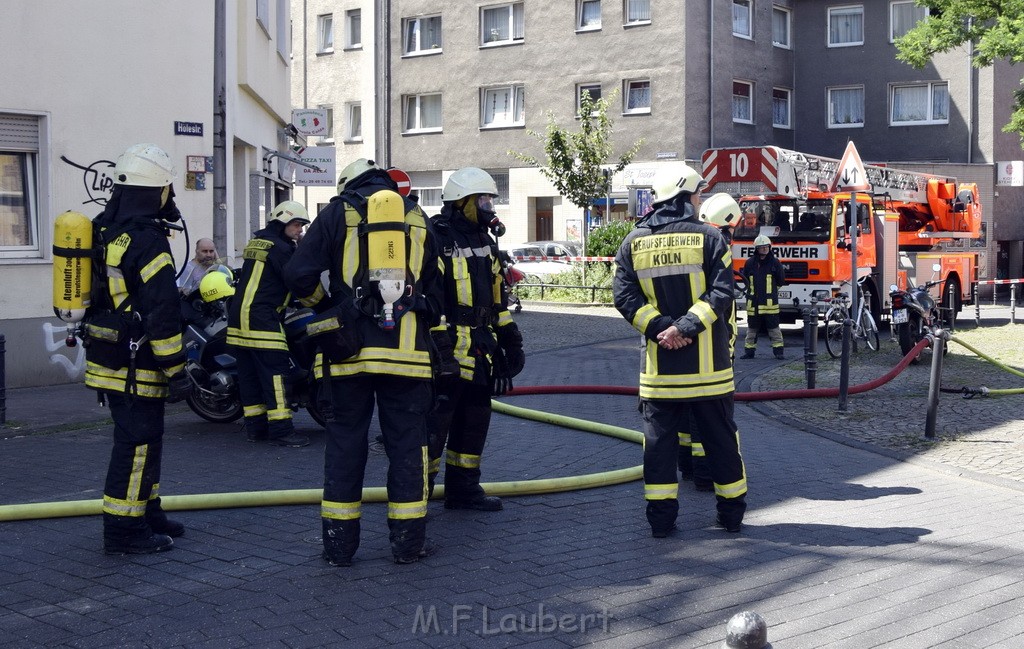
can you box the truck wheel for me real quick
[941,277,961,326]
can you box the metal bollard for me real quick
[1011,284,1017,325]
[0,333,6,426]
[924,327,949,440]
[722,610,771,649]
[973,283,980,327]
[838,319,852,412]
[802,301,818,389]
[946,280,956,332]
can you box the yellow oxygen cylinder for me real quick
[52,211,93,346]
[366,189,407,330]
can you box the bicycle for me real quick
[822,278,880,358]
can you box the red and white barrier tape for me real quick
[975,278,1024,286]
[510,255,616,263]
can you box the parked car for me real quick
[525,240,583,261]
[503,244,573,280]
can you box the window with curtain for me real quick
[317,14,333,52]
[733,81,753,123]
[319,106,334,142]
[403,15,442,54]
[625,0,651,23]
[482,85,525,127]
[733,0,751,37]
[577,0,601,30]
[346,103,362,140]
[624,80,651,113]
[346,9,361,48]
[0,113,40,253]
[489,171,510,205]
[404,94,442,131]
[772,87,791,128]
[891,82,948,124]
[828,86,865,127]
[890,0,927,40]
[577,84,602,115]
[481,3,524,45]
[829,5,864,46]
[772,6,790,47]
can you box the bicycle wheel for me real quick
[824,309,845,358]
[860,310,880,351]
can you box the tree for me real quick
[895,1,1024,140]
[508,90,643,253]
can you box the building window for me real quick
[415,187,442,209]
[891,82,949,125]
[1,113,42,255]
[481,85,525,128]
[346,103,362,141]
[890,0,928,40]
[318,106,334,143]
[732,0,752,38]
[624,79,651,114]
[403,93,442,132]
[317,14,334,53]
[732,81,753,123]
[481,2,524,45]
[772,87,791,128]
[346,9,361,48]
[489,171,510,205]
[577,0,601,30]
[624,0,651,24]
[828,5,864,47]
[256,0,270,33]
[828,86,865,127]
[772,6,790,48]
[577,83,602,115]
[276,0,288,59]
[403,15,442,54]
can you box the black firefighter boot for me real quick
[322,518,360,567]
[145,497,185,538]
[103,513,174,555]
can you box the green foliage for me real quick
[895,1,1024,142]
[508,90,643,211]
[515,263,615,304]
[585,220,633,257]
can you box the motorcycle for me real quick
[889,264,945,364]
[179,287,327,426]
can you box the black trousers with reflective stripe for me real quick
[324,375,431,558]
[427,380,492,499]
[642,397,747,531]
[103,394,165,540]
[234,347,295,439]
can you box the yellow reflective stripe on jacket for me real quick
[453,256,472,306]
[388,499,428,520]
[239,263,263,332]
[631,303,659,333]
[297,282,326,307]
[495,309,513,327]
[150,334,182,358]
[445,450,481,469]
[639,367,735,400]
[226,326,289,351]
[321,500,361,520]
[644,483,679,500]
[85,362,170,397]
[140,252,173,283]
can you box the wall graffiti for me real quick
[42,322,85,379]
[60,155,117,206]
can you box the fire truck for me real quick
[700,144,981,322]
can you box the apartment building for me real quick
[293,0,1022,277]
[1,0,294,388]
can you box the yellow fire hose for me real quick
[0,400,643,522]
[947,335,1024,397]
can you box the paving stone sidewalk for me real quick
[0,304,1022,648]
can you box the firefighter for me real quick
[227,200,311,448]
[613,163,747,537]
[85,143,190,555]
[283,158,444,566]
[741,234,786,359]
[427,167,525,512]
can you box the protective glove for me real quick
[430,330,460,379]
[490,348,514,397]
[166,371,192,403]
[495,323,525,378]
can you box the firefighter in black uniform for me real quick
[283,158,443,566]
[227,200,311,448]
[84,143,190,555]
[613,164,748,537]
[427,167,525,512]
[741,234,787,359]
